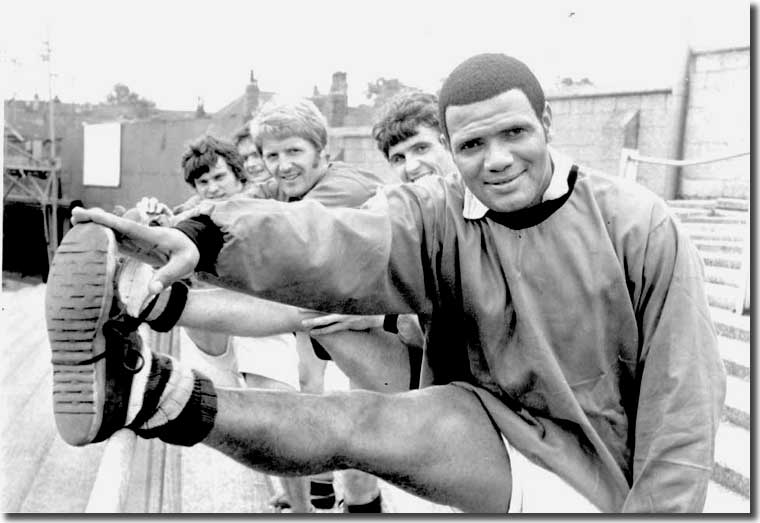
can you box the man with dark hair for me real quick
[371,90,456,183]
[126,134,312,513]
[131,98,418,512]
[47,53,725,512]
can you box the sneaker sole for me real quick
[45,223,117,446]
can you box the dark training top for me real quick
[176,158,725,512]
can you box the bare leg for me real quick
[204,385,511,512]
[341,469,380,506]
[294,333,327,394]
[313,331,411,508]
[314,328,411,392]
[278,475,311,513]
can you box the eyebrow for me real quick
[453,116,537,144]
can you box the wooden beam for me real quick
[84,429,138,513]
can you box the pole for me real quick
[44,37,59,254]
[667,45,693,200]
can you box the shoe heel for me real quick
[45,223,117,446]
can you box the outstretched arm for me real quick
[72,206,199,294]
[179,287,323,337]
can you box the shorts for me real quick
[179,328,299,390]
[503,436,600,513]
[233,333,299,389]
[178,328,245,388]
[441,436,601,513]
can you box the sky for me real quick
[0,0,751,112]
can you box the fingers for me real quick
[307,324,344,336]
[137,197,172,219]
[150,240,200,291]
[301,314,347,329]
[71,206,100,224]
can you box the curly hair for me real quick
[438,53,545,140]
[371,90,441,159]
[248,97,328,153]
[181,135,246,186]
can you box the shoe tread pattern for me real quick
[45,223,116,446]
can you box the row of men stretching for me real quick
[100,90,451,512]
[45,53,725,513]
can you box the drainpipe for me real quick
[668,46,693,199]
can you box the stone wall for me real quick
[547,89,674,196]
[680,47,750,198]
[58,46,749,209]
[326,127,397,183]
[324,46,749,201]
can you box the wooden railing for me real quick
[85,327,182,513]
[619,148,750,315]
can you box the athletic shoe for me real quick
[45,223,145,446]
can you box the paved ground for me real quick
[0,274,449,513]
[2,271,747,513]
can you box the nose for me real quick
[483,141,513,172]
[405,156,421,177]
[205,180,221,195]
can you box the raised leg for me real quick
[205,384,511,512]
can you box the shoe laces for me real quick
[102,312,145,373]
[77,312,144,373]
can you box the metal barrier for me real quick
[618,149,750,181]
[618,149,750,315]
[85,327,182,513]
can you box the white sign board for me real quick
[83,122,121,187]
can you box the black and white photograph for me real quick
[0,0,750,514]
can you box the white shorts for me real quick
[232,333,299,389]
[178,329,299,389]
[441,435,601,514]
[178,328,244,388]
[503,436,601,513]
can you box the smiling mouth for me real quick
[485,170,524,186]
[279,172,300,182]
[408,171,432,182]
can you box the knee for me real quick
[341,389,459,461]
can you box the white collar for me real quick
[462,147,574,220]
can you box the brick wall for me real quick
[681,47,750,198]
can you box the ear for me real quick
[315,148,329,168]
[541,102,553,143]
[439,133,451,151]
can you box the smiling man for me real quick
[233,125,270,184]
[241,97,402,512]
[47,53,725,513]
[372,90,456,183]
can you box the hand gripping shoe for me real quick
[45,223,146,446]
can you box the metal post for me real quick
[44,37,59,253]
[667,45,693,199]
